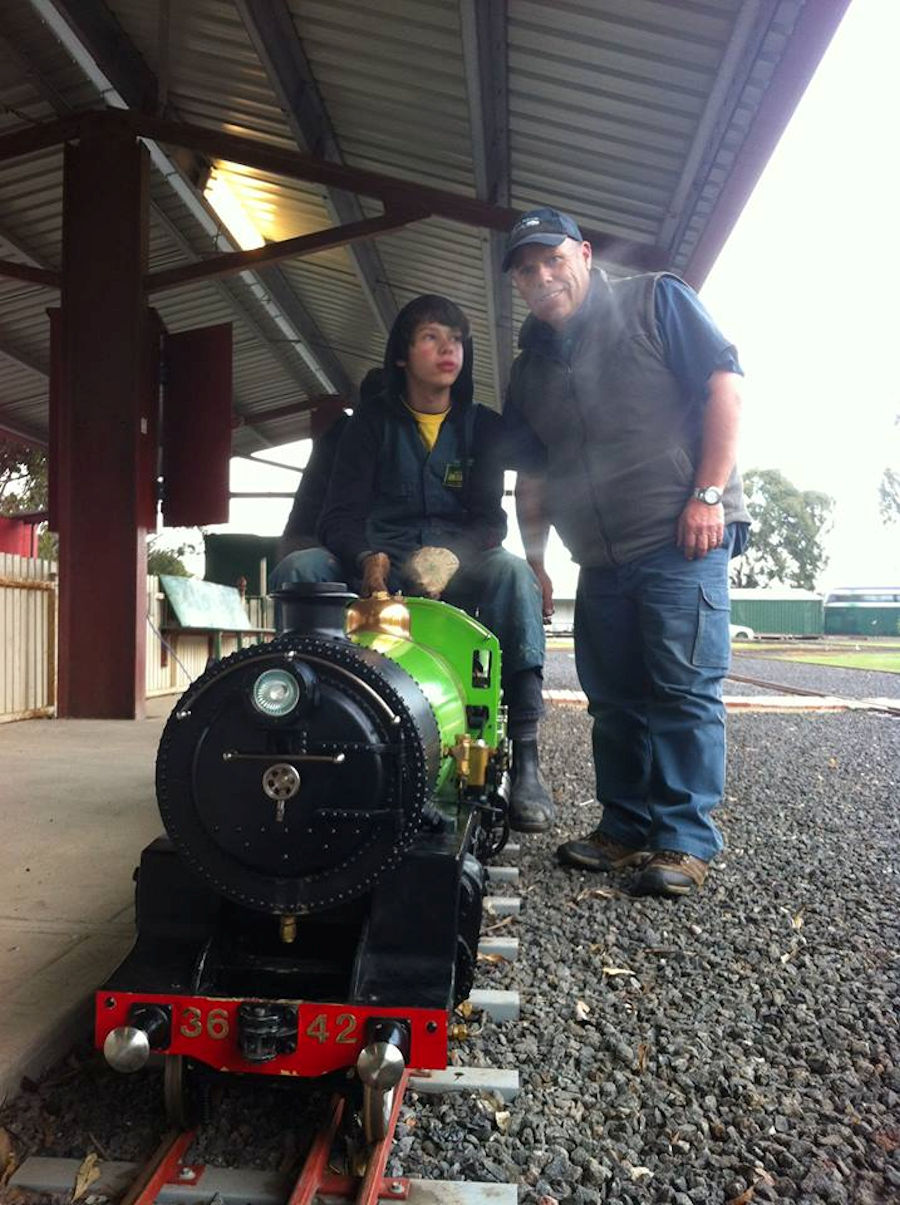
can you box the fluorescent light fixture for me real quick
[204,168,265,251]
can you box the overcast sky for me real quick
[213,0,899,597]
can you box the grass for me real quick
[549,636,900,674]
[757,647,900,674]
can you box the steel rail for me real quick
[285,1072,412,1205]
[119,1128,197,1205]
[727,671,900,718]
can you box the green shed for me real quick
[204,532,280,592]
[730,589,824,637]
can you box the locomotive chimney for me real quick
[271,581,357,638]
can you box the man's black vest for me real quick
[508,271,749,568]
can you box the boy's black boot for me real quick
[508,738,555,833]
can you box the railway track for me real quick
[725,671,900,717]
[544,669,900,718]
[9,852,525,1205]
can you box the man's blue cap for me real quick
[502,207,584,272]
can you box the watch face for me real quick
[698,487,722,504]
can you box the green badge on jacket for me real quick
[443,461,465,488]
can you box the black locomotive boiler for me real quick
[94,584,509,1140]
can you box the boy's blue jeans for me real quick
[574,531,735,861]
[269,545,545,678]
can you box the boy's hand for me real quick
[361,552,391,596]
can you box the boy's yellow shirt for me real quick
[405,402,449,451]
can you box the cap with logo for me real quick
[502,207,584,272]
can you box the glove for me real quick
[360,552,391,596]
[403,546,460,599]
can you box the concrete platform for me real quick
[0,697,172,1104]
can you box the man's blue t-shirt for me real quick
[654,275,742,400]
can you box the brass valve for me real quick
[346,593,411,639]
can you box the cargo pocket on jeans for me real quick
[692,583,731,669]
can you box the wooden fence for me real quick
[1,558,273,722]
[145,579,273,697]
[0,552,57,722]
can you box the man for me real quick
[273,293,553,833]
[502,208,750,896]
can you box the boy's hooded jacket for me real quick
[318,300,507,573]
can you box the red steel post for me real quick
[57,128,153,718]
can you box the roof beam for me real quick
[0,34,314,423]
[0,331,48,377]
[119,111,668,271]
[0,257,60,288]
[233,394,341,430]
[253,266,352,397]
[0,103,667,274]
[659,1,778,257]
[235,0,399,335]
[0,218,57,271]
[460,0,513,405]
[0,114,81,162]
[33,0,157,111]
[684,0,852,286]
[146,208,423,294]
[0,415,48,448]
[4,23,324,408]
[0,109,667,273]
[27,0,354,398]
[147,198,317,402]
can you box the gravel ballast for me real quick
[1,685,898,1204]
[544,644,900,701]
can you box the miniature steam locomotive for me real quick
[94,583,509,1139]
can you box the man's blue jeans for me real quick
[574,533,734,861]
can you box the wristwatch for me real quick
[693,485,723,505]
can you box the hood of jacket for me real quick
[382,294,475,411]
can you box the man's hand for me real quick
[530,562,555,620]
[361,552,391,596]
[403,546,460,599]
[676,499,725,560]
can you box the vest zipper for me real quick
[564,358,615,566]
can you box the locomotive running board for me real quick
[10,1160,517,1205]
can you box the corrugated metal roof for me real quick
[0,0,848,456]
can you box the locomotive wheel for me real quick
[163,1055,204,1129]
[362,1084,395,1144]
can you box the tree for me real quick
[731,468,833,590]
[879,467,900,525]
[147,536,193,577]
[0,438,56,558]
[0,438,47,515]
[878,415,900,525]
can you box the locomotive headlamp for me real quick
[252,668,301,717]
